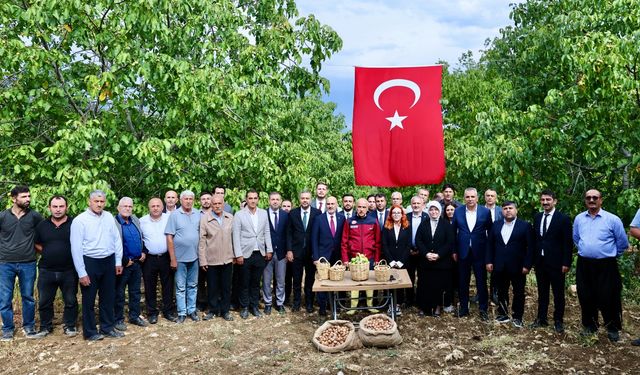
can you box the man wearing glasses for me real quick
[573,189,628,342]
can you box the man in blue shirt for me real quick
[165,190,201,323]
[573,189,629,342]
[114,197,148,331]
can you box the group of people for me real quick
[0,182,639,346]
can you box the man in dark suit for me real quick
[452,187,492,320]
[262,192,289,315]
[311,196,344,316]
[374,193,388,230]
[531,190,573,333]
[484,188,503,305]
[486,201,534,328]
[286,190,321,313]
[406,195,428,307]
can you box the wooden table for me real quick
[312,269,412,320]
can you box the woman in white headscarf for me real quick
[415,201,455,316]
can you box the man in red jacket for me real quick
[341,198,381,314]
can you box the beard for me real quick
[17,201,30,210]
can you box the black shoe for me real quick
[176,315,186,324]
[457,309,469,318]
[229,303,238,311]
[607,330,620,343]
[318,308,327,317]
[203,312,216,321]
[276,305,286,314]
[164,313,178,322]
[530,319,549,329]
[222,312,234,321]
[291,303,301,312]
[85,334,104,341]
[580,326,597,337]
[554,321,565,333]
[24,327,42,339]
[495,315,510,324]
[63,326,77,337]
[631,337,640,346]
[188,312,200,322]
[240,308,249,319]
[305,305,315,313]
[512,319,524,328]
[114,320,127,331]
[264,305,272,315]
[148,315,158,324]
[479,311,489,322]
[250,307,263,318]
[129,317,148,327]
[100,329,125,338]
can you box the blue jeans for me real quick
[0,261,36,333]
[175,260,198,316]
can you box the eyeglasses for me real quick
[585,196,600,201]
[391,212,403,215]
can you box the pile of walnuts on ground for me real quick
[363,317,393,331]
[317,325,350,347]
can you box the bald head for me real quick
[356,198,369,218]
[326,196,338,214]
[148,197,164,219]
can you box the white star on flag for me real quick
[386,110,407,130]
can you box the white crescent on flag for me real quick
[373,79,421,110]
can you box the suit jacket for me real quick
[486,206,503,223]
[267,208,289,260]
[232,207,273,258]
[452,205,493,261]
[286,207,321,259]
[374,209,389,230]
[311,199,327,213]
[381,225,412,265]
[486,218,534,272]
[407,211,428,249]
[415,218,455,269]
[533,210,573,271]
[311,212,345,262]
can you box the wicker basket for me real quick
[374,260,391,282]
[349,261,369,281]
[329,260,346,281]
[316,257,330,280]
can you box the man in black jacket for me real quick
[530,190,573,333]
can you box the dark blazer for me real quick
[286,207,321,259]
[486,206,503,223]
[407,211,428,248]
[532,210,573,271]
[267,208,289,260]
[415,219,455,269]
[452,205,493,260]
[486,219,534,272]
[374,209,389,230]
[381,225,412,265]
[311,212,345,262]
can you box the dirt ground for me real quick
[1,288,640,375]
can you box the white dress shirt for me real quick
[501,218,516,244]
[70,209,123,278]
[140,213,169,255]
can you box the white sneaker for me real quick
[443,305,454,313]
[395,306,402,316]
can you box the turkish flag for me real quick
[352,66,445,187]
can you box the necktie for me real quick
[303,211,308,230]
[319,202,323,212]
[542,213,549,236]
[379,212,383,227]
[274,211,278,228]
[330,215,336,237]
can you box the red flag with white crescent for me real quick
[352,66,445,187]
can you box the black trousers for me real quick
[494,269,526,320]
[417,266,451,313]
[239,252,266,309]
[405,253,419,306]
[284,261,293,305]
[37,268,78,331]
[142,253,174,317]
[291,255,315,308]
[230,264,241,308]
[535,263,566,323]
[206,263,232,315]
[197,267,208,310]
[115,262,142,322]
[576,256,622,331]
[80,254,115,338]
